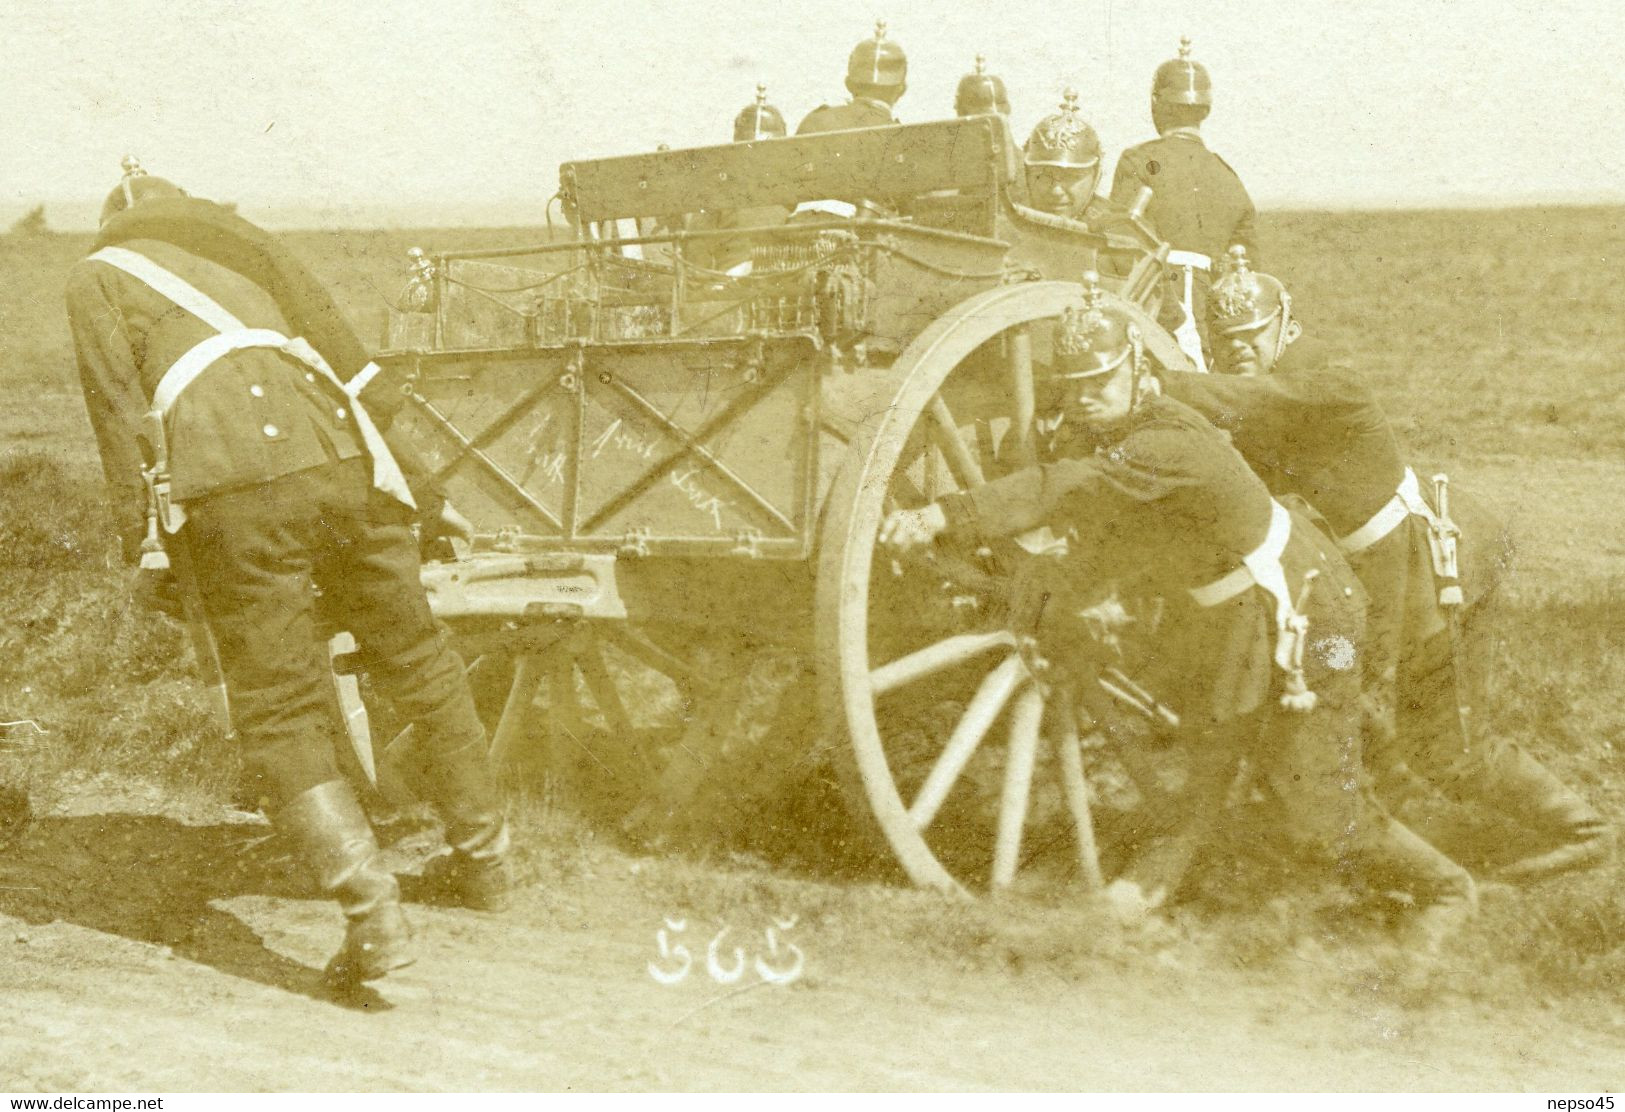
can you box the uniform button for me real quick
[263,423,280,438]
[305,372,317,383]
[249,384,265,398]
[335,407,348,421]
[1344,586,1354,597]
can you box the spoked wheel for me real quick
[815,280,1189,896]
[379,619,707,824]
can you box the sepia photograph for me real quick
[1,0,1622,1094]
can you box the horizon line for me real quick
[8,192,1625,233]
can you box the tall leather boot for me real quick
[277,780,414,985]
[1358,810,1479,955]
[1478,747,1612,881]
[419,739,513,911]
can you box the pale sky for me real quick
[4,0,1620,227]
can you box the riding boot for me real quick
[1357,809,1479,954]
[277,779,414,985]
[419,739,513,911]
[1476,747,1612,881]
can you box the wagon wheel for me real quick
[376,619,706,824]
[815,280,1190,895]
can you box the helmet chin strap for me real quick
[1128,330,1148,409]
[1272,292,1300,365]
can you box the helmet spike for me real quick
[755,82,768,106]
[1081,270,1105,311]
[1061,87,1080,115]
[1178,35,1193,60]
[974,53,987,75]
[874,18,887,40]
[120,154,147,179]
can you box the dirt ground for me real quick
[0,772,1621,1093]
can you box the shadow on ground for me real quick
[0,811,387,1009]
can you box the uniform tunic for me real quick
[938,394,1352,725]
[1159,341,1543,829]
[1110,129,1256,349]
[795,97,897,135]
[931,393,1471,903]
[65,201,494,811]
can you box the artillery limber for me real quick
[368,114,1195,896]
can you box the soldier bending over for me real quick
[1161,248,1610,881]
[66,161,513,989]
[880,275,1477,946]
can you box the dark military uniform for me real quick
[936,393,1473,906]
[1161,339,1605,872]
[65,200,499,826]
[795,97,897,135]
[1110,129,1256,355]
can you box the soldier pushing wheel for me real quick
[1161,247,1611,883]
[879,274,1479,946]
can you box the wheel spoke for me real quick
[488,653,545,764]
[991,682,1044,889]
[871,630,1017,697]
[578,634,635,738]
[1004,324,1037,469]
[928,395,986,489]
[1053,689,1105,891]
[909,654,1024,831]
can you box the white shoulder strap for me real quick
[88,246,246,333]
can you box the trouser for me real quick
[180,458,497,817]
[1123,513,1472,907]
[1350,517,1592,860]
[1121,671,1475,908]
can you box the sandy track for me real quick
[2,792,1621,1092]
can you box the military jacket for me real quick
[1159,338,1405,538]
[1110,129,1256,333]
[67,238,367,558]
[938,395,1363,723]
[1161,340,1461,733]
[796,98,897,135]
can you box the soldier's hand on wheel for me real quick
[879,504,947,552]
[133,566,185,621]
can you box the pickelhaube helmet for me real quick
[99,156,184,226]
[1023,90,1101,169]
[955,54,1010,117]
[1152,36,1212,108]
[1053,272,1139,379]
[846,19,907,90]
[1209,245,1289,334]
[733,84,787,142]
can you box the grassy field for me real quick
[2,206,1624,1011]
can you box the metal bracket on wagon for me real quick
[419,552,627,621]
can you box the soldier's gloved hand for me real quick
[133,566,185,621]
[878,504,947,553]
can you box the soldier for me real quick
[66,161,512,989]
[879,276,1477,944]
[1161,248,1610,881]
[1020,91,1137,237]
[954,54,1010,118]
[679,85,794,277]
[734,81,787,142]
[1110,37,1258,371]
[797,20,906,135]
